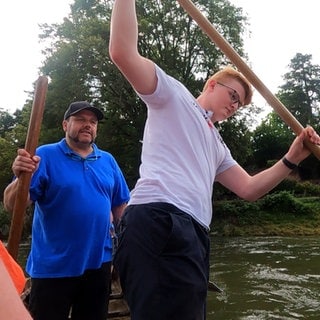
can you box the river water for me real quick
[18,236,319,319]
[207,236,320,320]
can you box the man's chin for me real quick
[78,134,94,143]
[80,139,94,145]
[73,138,94,145]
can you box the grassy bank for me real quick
[211,193,320,236]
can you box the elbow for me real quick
[237,189,261,202]
[3,189,15,213]
[108,42,118,64]
[109,41,139,71]
[3,198,13,213]
[242,195,260,202]
[109,42,126,67]
[3,184,16,213]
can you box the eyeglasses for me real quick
[217,82,243,108]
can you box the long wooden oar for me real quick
[176,0,320,160]
[7,76,48,260]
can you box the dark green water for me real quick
[207,236,320,319]
[18,236,320,319]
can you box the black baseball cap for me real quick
[64,101,104,121]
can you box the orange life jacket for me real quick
[0,241,26,294]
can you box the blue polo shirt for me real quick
[26,139,130,278]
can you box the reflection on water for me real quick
[207,236,320,320]
[18,237,320,319]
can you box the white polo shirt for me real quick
[129,64,237,229]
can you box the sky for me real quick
[0,0,73,112]
[229,0,320,117]
[1,0,319,119]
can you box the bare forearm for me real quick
[245,129,318,200]
[3,180,19,213]
[243,159,293,201]
[217,158,294,202]
[109,0,138,60]
[109,0,157,94]
[3,179,31,213]
[112,203,127,225]
[218,127,320,201]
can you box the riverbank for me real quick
[211,195,320,236]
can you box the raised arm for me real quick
[109,0,157,94]
[217,126,320,201]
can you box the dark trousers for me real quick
[114,202,210,320]
[28,261,112,320]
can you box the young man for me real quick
[109,1,320,319]
[3,101,130,320]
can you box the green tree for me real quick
[252,53,320,178]
[218,116,253,166]
[34,0,252,187]
[0,137,16,198]
[0,0,279,237]
[277,53,320,127]
[0,109,23,198]
[252,112,294,167]
[0,109,15,138]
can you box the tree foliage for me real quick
[252,112,295,167]
[252,53,320,177]
[218,116,252,165]
[3,0,319,196]
[1,0,319,211]
[0,108,31,197]
[277,53,320,127]
[34,0,252,187]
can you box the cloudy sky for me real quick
[0,0,72,112]
[1,0,319,118]
[229,0,320,115]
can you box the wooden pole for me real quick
[176,0,320,160]
[7,76,48,260]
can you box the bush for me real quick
[260,191,314,215]
[271,178,298,193]
[294,181,320,196]
[215,200,260,217]
[213,191,316,229]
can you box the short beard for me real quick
[68,134,94,146]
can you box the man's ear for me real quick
[62,120,68,132]
[208,79,217,91]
